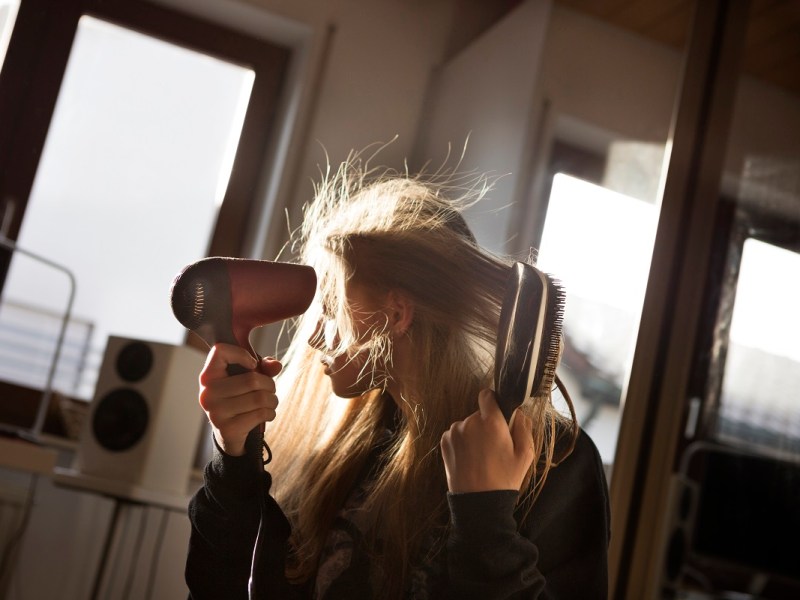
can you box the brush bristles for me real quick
[534,275,566,399]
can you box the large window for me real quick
[1,16,255,399]
[0,0,288,431]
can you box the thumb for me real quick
[259,356,283,377]
[477,389,502,420]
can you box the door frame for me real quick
[608,0,751,596]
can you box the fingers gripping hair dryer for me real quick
[170,256,316,600]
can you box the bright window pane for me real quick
[0,0,19,72]
[537,173,659,464]
[1,16,254,399]
[717,239,800,455]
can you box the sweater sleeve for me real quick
[445,429,610,599]
[185,435,299,600]
[446,490,546,598]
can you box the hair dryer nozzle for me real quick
[170,257,317,354]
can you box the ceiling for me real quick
[556,0,800,96]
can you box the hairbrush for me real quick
[494,261,565,422]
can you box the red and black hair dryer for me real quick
[170,256,317,366]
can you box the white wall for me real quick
[452,4,800,251]
[540,5,800,189]
[412,0,553,255]
[540,6,682,146]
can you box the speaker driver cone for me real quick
[92,388,150,451]
[116,341,154,382]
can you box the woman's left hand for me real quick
[440,389,535,493]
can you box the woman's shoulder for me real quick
[520,427,611,541]
[570,428,606,470]
[526,428,609,519]
[551,427,608,492]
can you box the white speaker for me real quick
[56,336,206,507]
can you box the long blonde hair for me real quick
[267,156,577,597]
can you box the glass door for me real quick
[615,0,800,596]
[663,4,800,592]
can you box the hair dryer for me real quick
[170,256,317,368]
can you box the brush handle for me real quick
[495,263,547,422]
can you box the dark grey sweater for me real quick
[185,429,610,599]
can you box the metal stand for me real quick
[0,234,76,440]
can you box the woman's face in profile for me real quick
[308,283,389,398]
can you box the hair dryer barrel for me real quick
[226,258,317,347]
[170,257,317,353]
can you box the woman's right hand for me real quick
[198,343,282,457]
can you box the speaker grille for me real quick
[92,388,150,451]
[116,341,154,382]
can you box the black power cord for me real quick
[245,426,273,600]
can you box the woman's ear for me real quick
[386,290,414,335]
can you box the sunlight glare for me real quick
[730,238,800,363]
[537,173,658,314]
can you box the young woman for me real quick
[185,160,610,599]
